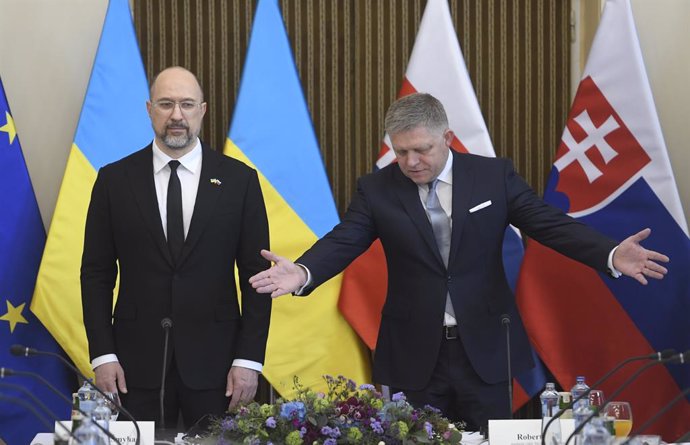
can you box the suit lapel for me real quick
[449,153,474,266]
[126,145,174,267]
[176,146,224,267]
[393,167,446,268]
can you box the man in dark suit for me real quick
[81,66,271,429]
[249,93,668,430]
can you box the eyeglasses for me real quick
[151,100,203,114]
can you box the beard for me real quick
[157,121,196,150]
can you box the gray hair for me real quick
[384,93,448,136]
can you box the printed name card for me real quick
[489,419,575,445]
[56,421,155,444]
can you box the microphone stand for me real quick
[159,317,173,435]
[1,367,120,444]
[10,344,141,445]
[501,314,513,416]
[0,392,56,434]
[0,382,76,442]
[564,351,688,445]
[541,349,675,445]
[620,386,690,444]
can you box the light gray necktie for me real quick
[425,180,456,320]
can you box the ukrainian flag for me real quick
[32,0,152,377]
[225,0,371,396]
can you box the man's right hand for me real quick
[248,249,308,297]
[94,361,128,394]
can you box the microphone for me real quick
[10,344,141,445]
[0,391,56,433]
[0,381,76,441]
[160,317,173,431]
[1,367,120,444]
[564,350,690,445]
[500,314,513,417]
[621,386,690,443]
[541,348,675,445]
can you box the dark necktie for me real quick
[425,180,456,320]
[167,160,184,262]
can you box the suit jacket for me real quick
[298,153,617,390]
[81,144,271,390]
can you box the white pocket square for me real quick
[469,200,492,213]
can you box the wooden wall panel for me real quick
[134,0,571,215]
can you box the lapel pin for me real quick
[210,178,222,186]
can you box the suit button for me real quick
[447,276,452,282]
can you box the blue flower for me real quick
[324,439,337,445]
[391,392,406,402]
[265,416,277,428]
[280,401,306,421]
[359,384,376,391]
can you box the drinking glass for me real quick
[588,390,605,411]
[602,401,632,437]
[103,392,120,421]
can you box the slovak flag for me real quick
[516,0,690,440]
[337,0,546,410]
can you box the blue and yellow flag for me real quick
[32,0,152,377]
[225,0,371,396]
[0,77,74,444]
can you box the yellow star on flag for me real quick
[0,299,29,333]
[0,111,17,145]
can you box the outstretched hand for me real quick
[249,249,308,297]
[613,228,669,285]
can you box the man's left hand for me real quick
[226,366,259,411]
[613,228,669,285]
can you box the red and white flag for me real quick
[338,0,544,410]
[517,0,690,440]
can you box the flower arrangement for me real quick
[195,375,464,445]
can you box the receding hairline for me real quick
[149,66,205,101]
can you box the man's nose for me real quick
[170,103,185,119]
[405,153,420,167]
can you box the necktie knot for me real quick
[169,160,181,172]
[428,179,438,194]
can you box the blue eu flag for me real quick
[0,77,74,444]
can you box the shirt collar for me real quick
[436,150,454,186]
[152,138,202,174]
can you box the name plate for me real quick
[489,419,575,445]
[55,421,155,444]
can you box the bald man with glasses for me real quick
[81,66,271,430]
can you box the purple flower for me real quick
[220,418,235,431]
[265,416,277,428]
[370,419,384,434]
[391,392,406,402]
[300,426,307,438]
[424,421,433,438]
[321,426,341,438]
[359,383,376,391]
[424,404,442,414]
[324,439,337,445]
